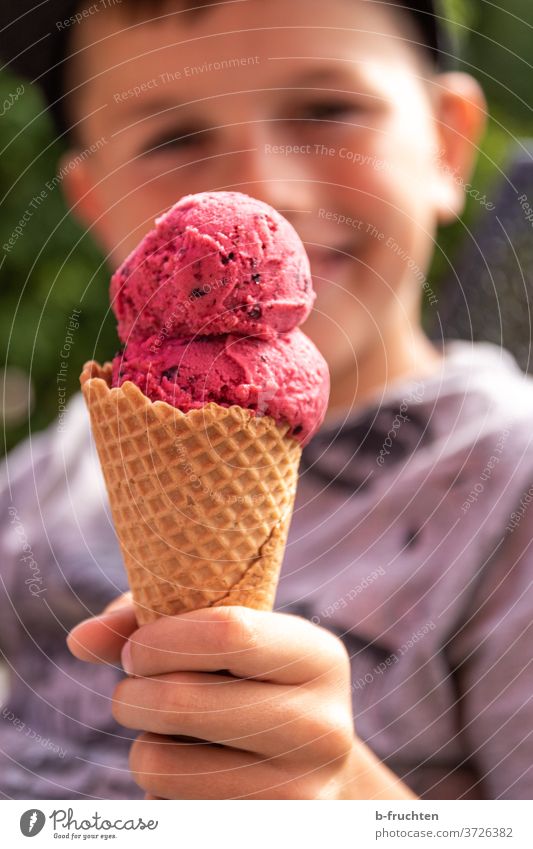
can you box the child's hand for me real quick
[68,600,415,800]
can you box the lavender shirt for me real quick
[1,341,532,799]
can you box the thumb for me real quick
[67,593,138,665]
[102,591,134,614]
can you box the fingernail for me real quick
[121,641,133,675]
[102,592,134,615]
[68,613,118,641]
[68,618,94,639]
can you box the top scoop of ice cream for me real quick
[111,191,314,343]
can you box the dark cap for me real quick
[0,0,451,138]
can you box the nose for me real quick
[223,123,316,221]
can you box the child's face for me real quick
[64,0,483,388]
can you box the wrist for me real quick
[336,739,419,800]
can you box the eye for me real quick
[294,99,362,122]
[142,126,210,155]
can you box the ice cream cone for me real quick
[80,361,302,624]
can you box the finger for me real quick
[67,602,138,665]
[113,672,350,761]
[123,606,348,684]
[102,591,133,614]
[130,732,310,800]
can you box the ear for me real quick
[429,72,487,223]
[59,149,114,256]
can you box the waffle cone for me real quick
[80,361,302,624]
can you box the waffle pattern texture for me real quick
[80,361,302,624]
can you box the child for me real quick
[1,0,532,799]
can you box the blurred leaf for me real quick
[0,71,117,454]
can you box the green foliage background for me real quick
[0,80,118,454]
[1,0,532,454]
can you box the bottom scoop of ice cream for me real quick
[112,330,329,445]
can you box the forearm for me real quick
[338,741,419,800]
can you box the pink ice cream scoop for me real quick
[112,330,329,445]
[111,191,314,343]
[111,191,329,444]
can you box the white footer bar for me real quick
[2,799,531,848]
